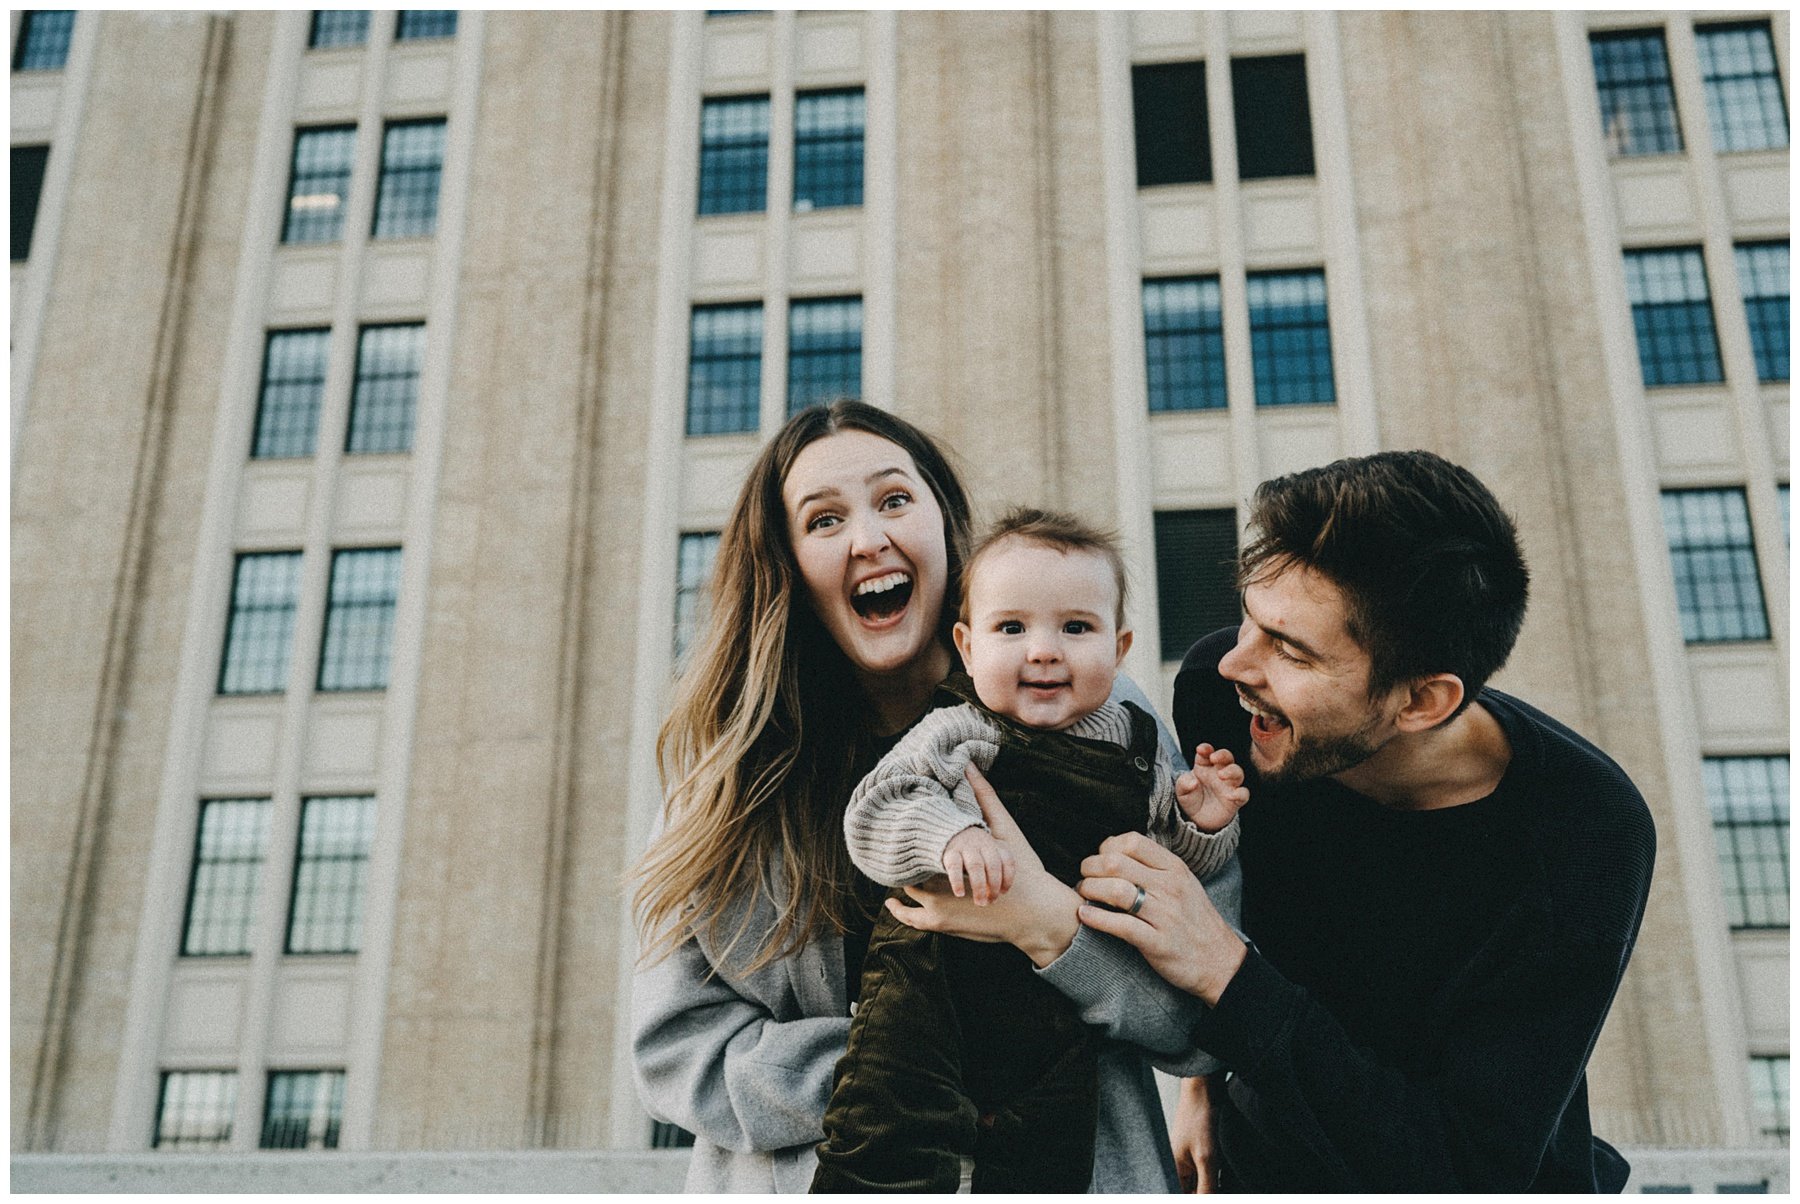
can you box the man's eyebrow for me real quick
[1241,593,1327,661]
[793,466,912,512]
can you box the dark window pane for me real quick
[1232,55,1313,179]
[219,552,303,695]
[1144,276,1226,411]
[699,96,769,216]
[372,118,445,240]
[286,795,377,954]
[13,10,74,71]
[282,125,356,244]
[1661,488,1769,642]
[1133,61,1211,187]
[153,1071,236,1150]
[395,10,457,41]
[347,324,423,454]
[262,1070,346,1149]
[1697,22,1788,152]
[687,303,762,435]
[252,329,331,459]
[1624,247,1725,386]
[1154,509,1240,660]
[1736,242,1789,382]
[1248,269,1334,405]
[1590,29,1684,156]
[794,88,863,211]
[180,798,272,957]
[652,1120,697,1148]
[318,548,402,691]
[12,144,49,261]
[1749,1055,1790,1146]
[674,531,722,663]
[787,296,861,414]
[1705,756,1789,929]
[308,11,369,49]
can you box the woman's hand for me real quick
[883,763,1081,967]
[1076,831,1246,1005]
[1171,1073,1226,1193]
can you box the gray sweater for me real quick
[844,697,1238,887]
[630,676,1236,1192]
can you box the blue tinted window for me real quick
[1247,269,1334,406]
[1144,277,1226,412]
[1735,242,1788,382]
[1660,488,1768,642]
[794,89,863,210]
[1705,756,1788,928]
[787,296,862,413]
[1590,30,1683,156]
[1697,22,1788,152]
[699,96,769,216]
[687,303,763,435]
[1624,248,1724,386]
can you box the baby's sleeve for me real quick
[843,703,1002,887]
[1148,743,1239,881]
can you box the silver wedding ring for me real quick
[1127,884,1148,917]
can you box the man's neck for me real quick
[1331,700,1512,811]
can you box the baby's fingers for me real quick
[943,849,967,897]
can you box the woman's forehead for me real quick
[783,430,920,504]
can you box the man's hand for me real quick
[1176,742,1249,833]
[942,824,1015,905]
[885,763,1080,967]
[1172,1073,1226,1193]
[1076,831,1247,1005]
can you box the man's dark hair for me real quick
[1238,450,1530,716]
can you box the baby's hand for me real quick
[1176,743,1250,833]
[942,825,1015,906]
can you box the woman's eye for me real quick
[805,513,841,533]
[879,490,912,511]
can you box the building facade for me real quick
[12,8,1788,1161]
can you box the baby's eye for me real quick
[998,620,1025,635]
[1063,620,1092,635]
[878,490,912,511]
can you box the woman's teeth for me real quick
[851,571,913,619]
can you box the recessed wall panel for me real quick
[268,252,339,318]
[1139,193,1216,271]
[360,248,431,312]
[1149,417,1235,501]
[1689,650,1786,748]
[296,57,362,116]
[385,50,453,109]
[789,217,861,290]
[334,462,410,538]
[163,966,248,1061]
[1612,164,1698,237]
[692,225,764,295]
[1722,158,1789,230]
[304,699,384,785]
[269,964,355,1059]
[201,704,283,790]
[704,23,771,89]
[238,465,313,543]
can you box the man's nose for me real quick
[1218,620,1256,680]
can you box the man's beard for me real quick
[1256,708,1388,787]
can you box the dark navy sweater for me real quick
[1174,628,1654,1192]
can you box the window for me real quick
[788,296,862,414]
[1248,269,1334,405]
[652,1120,698,1149]
[687,303,763,436]
[1232,55,1314,179]
[1143,277,1226,412]
[282,125,356,245]
[287,795,377,954]
[1661,488,1769,642]
[371,118,446,240]
[13,10,74,72]
[219,552,303,695]
[154,1071,236,1150]
[1623,248,1724,386]
[1590,30,1683,156]
[251,329,331,459]
[347,324,423,454]
[1705,756,1788,929]
[1132,61,1210,187]
[12,144,49,261]
[794,88,863,211]
[1780,484,1790,546]
[318,548,403,691]
[262,1070,346,1149]
[394,11,457,41]
[1696,22,1788,153]
[1750,1055,1790,1146]
[1154,510,1239,660]
[179,798,272,957]
[698,96,769,216]
[1736,242,1789,383]
[674,532,722,662]
[308,11,369,49]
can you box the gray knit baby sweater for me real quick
[845,699,1238,887]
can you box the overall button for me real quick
[1132,756,1150,772]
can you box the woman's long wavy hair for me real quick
[632,401,973,974]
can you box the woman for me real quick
[630,401,1219,1192]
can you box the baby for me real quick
[811,507,1246,1193]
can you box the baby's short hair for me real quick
[960,507,1129,628]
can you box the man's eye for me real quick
[999,620,1024,635]
[1271,640,1300,663]
[1063,620,1091,634]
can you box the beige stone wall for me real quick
[1338,10,1721,1143]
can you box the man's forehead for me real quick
[1243,567,1357,653]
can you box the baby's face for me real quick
[953,540,1131,731]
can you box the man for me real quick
[1071,450,1655,1191]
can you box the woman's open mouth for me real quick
[851,571,913,624]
